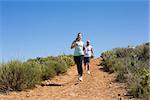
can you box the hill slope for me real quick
[0,59,129,100]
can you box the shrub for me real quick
[0,54,75,92]
[127,61,150,98]
[22,61,42,88]
[45,57,68,75]
[41,64,56,80]
[0,60,42,92]
[27,55,71,80]
[59,55,75,67]
[100,43,150,98]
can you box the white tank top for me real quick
[84,45,92,57]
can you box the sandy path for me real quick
[0,58,129,100]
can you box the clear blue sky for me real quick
[1,0,149,62]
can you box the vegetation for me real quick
[101,43,150,99]
[0,55,75,92]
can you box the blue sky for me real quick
[1,0,149,62]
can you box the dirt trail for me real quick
[0,58,129,100]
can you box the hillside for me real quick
[0,59,130,100]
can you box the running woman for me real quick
[71,32,85,81]
[84,40,94,75]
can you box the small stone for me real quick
[26,94,30,97]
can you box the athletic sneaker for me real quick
[79,76,83,81]
[88,71,90,75]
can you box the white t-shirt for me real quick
[84,45,92,57]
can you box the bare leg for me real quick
[87,63,90,74]
[87,63,90,71]
[84,63,86,71]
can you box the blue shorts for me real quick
[84,57,90,64]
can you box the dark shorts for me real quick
[84,57,90,64]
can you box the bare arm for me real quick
[91,48,94,55]
[71,40,76,49]
[83,45,86,51]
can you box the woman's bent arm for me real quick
[71,41,76,49]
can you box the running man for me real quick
[84,40,94,74]
[71,32,85,81]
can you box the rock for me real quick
[26,94,30,97]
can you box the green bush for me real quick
[127,61,150,98]
[59,55,75,67]
[44,58,68,75]
[27,55,73,80]
[101,43,150,98]
[0,60,42,92]
[0,55,75,92]
[41,64,56,80]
